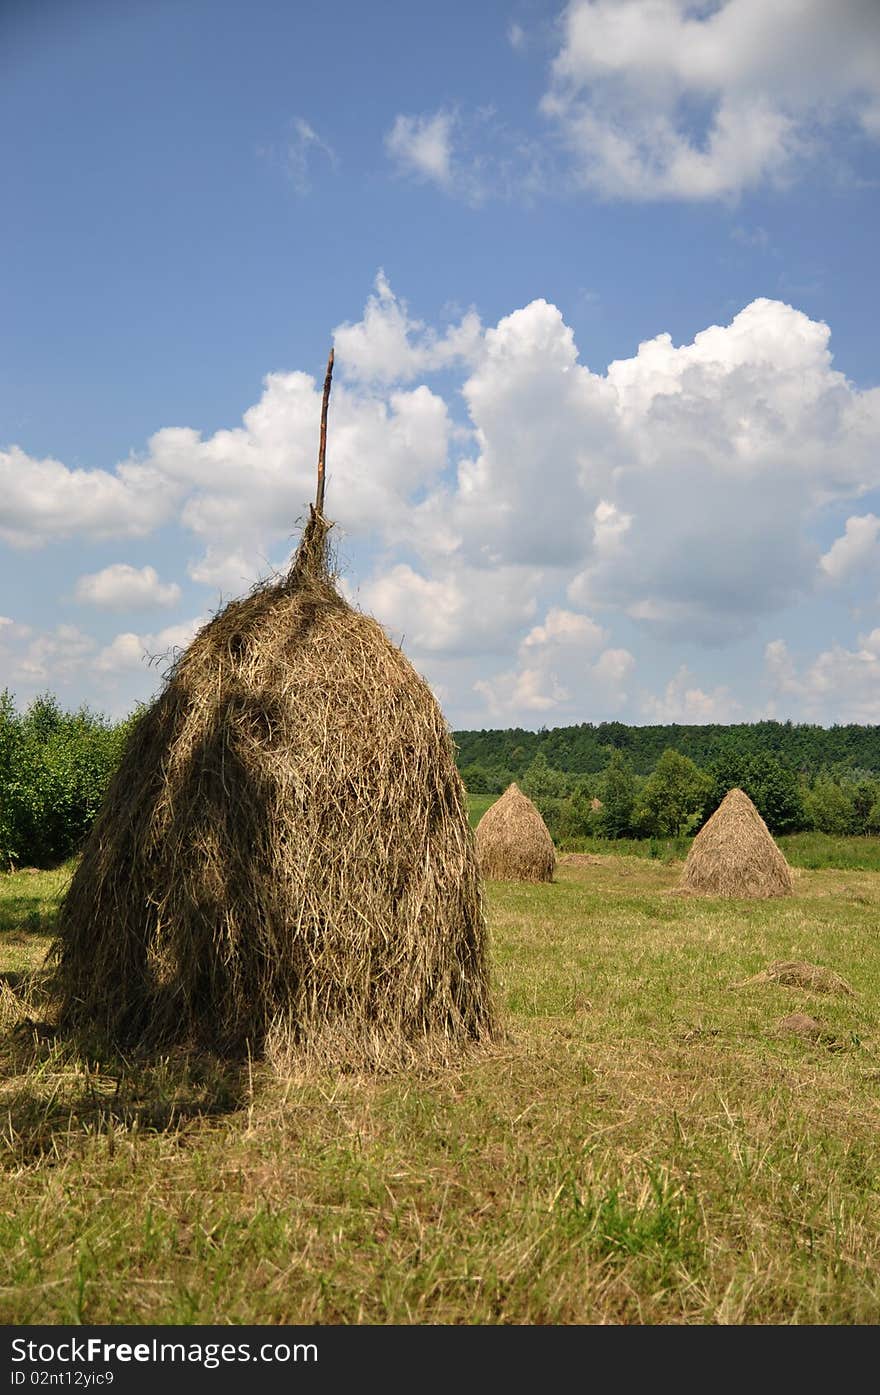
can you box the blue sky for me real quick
[2,0,879,728]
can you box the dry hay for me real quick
[50,512,496,1065]
[559,853,599,867]
[590,798,603,812]
[678,787,793,899]
[475,783,555,883]
[778,1012,822,1039]
[736,960,855,996]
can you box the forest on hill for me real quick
[453,720,880,785]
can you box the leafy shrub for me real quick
[0,690,133,868]
[803,777,857,836]
[555,778,603,839]
[522,751,570,800]
[597,751,637,839]
[635,749,712,837]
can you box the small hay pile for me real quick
[678,787,793,899]
[475,783,555,883]
[51,380,496,1063]
[778,1013,822,1039]
[736,960,854,996]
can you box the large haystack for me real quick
[475,783,555,883]
[51,361,495,1063]
[678,787,793,899]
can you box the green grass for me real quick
[3,855,880,1323]
[467,793,495,827]
[777,832,880,871]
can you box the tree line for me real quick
[455,719,880,781]
[465,744,880,842]
[2,694,880,869]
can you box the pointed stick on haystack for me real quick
[475,782,555,883]
[315,346,333,516]
[50,343,496,1064]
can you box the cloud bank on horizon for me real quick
[2,276,879,727]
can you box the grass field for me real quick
[2,853,880,1324]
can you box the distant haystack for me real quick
[475,783,555,883]
[590,798,603,812]
[679,788,793,899]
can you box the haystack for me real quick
[678,787,793,899]
[50,353,495,1063]
[475,783,555,883]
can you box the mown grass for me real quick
[2,854,880,1323]
[467,793,495,826]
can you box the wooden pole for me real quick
[315,347,334,515]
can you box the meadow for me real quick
[2,840,880,1325]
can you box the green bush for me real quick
[522,751,570,800]
[803,777,857,836]
[635,749,712,837]
[706,751,806,834]
[0,690,133,869]
[556,778,602,840]
[597,750,637,839]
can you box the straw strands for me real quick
[678,787,793,899]
[475,783,555,883]
[50,510,496,1065]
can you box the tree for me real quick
[0,689,20,867]
[803,778,855,835]
[742,752,806,834]
[850,779,879,834]
[558,777,601,839]
[522,751,568,799]
[598,750,636,839]
[707,750,806,834]
[636,748,712,837]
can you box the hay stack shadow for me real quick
[677,787,793,899]
[475,783,555,883]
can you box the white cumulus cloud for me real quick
[5,277,880,728]
[95,618,205,674]
[642,665,742,723]
[74,564,182,610]
[819,514,880,582]
[385,111,455,187]
[0,445,175,549]
[10,624,96,686]
[474,605,634,718]
[765,632,880,722]
[334,271,482,384]
[543,0,880,200]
